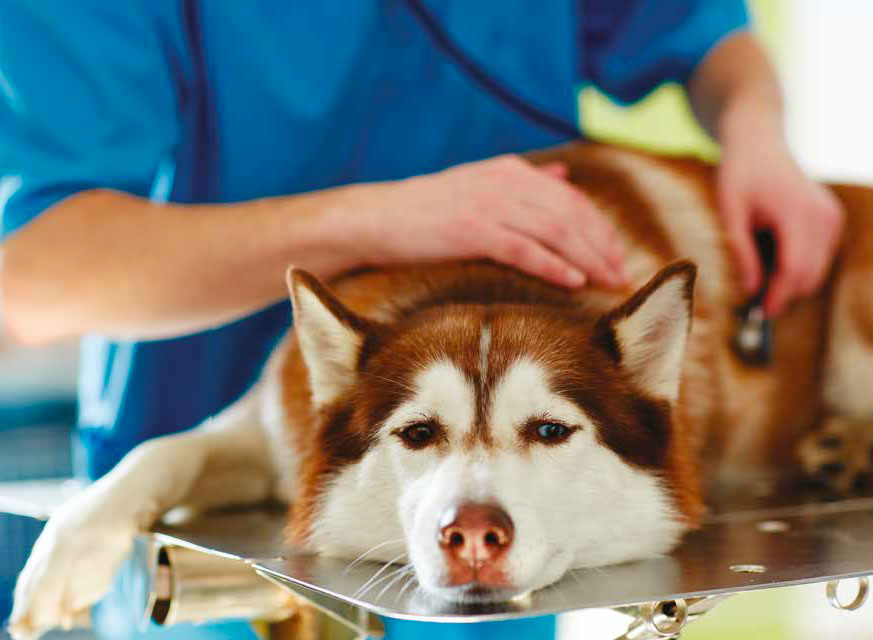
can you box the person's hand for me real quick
[337,155,629,289]
[717,108,844,316]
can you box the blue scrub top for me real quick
[0,1,747,638]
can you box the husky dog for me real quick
[10,143,873,637]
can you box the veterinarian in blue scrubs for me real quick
[0,2,844,639]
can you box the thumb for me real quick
[721,190,762,294]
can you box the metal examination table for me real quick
[2,478,873,639]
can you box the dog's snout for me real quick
[438,503,514,585]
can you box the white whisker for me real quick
[364,563,412,599]
[343,538,405,573]
[375,564,414,601]
[393,572,419,605]
[352,551,409,599]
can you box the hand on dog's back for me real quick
[339,154,630,290]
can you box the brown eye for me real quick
[398,422,438,448]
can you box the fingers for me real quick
[762,210,822,316]
[763,225,802,317]
[761,189,844,316]
[482,225,587,288]
[501,202,626,288]
[421,154,628,288]
[536,164,626,270]
[498,157,628,287]
[719,188,762,294]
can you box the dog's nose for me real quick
[438,503,514,575]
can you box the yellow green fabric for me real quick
[578,0,782,161]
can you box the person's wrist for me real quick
[313,182,386,275]
[718,91,786,156]
[271,184,375,280]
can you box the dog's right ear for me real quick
[287,268,369,408]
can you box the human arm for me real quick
[1,155,627,345]
[688,31,844,315]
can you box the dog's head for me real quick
[285,262,700,602]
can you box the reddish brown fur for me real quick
[279,142,873,544]
[835,185,873,345]
[283,262,703,540]
[527,147,677,264]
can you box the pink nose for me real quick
[438,503,514,587]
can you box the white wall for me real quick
[783,0,873,182]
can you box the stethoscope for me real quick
[401,0,581,140]
[405,0,776,365]
[182,0,773,364]
[180,0,581,202]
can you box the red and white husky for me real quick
[11,143,873,637]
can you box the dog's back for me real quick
[263,141,873,600]
[279,143,861,491]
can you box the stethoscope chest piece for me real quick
[731,231,776,367]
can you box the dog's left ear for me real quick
[595,261,697,403]
[287,267,370,407]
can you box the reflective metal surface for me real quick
[145,488,873,623]
[153,504,293,561]
[0,478,83,519]
[152,544,300,626]
[4,478,873,625]
[826,576,869,611]
[617,595,731,640]
[248,504,873,622]
[151,508,385,637]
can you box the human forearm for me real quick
[1,153,635,345]
[687,31,784,146]
[0,188,357,344]
[687,30,844,315]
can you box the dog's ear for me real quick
[595,261,696,403]
[287,267,369,407]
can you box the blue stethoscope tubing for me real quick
[180,0,583,203]
[401,0,582,140]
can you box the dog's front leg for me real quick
[9,388,275,640]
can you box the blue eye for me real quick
[536,422,569,441]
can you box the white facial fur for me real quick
[310,355,686,600]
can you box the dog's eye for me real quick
[533,422,573,444]
[398,422,438,448]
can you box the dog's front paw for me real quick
[9,512,135,640]
[798,416,873,495]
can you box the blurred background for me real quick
[0,0,871,638]
[581,0,873,183]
